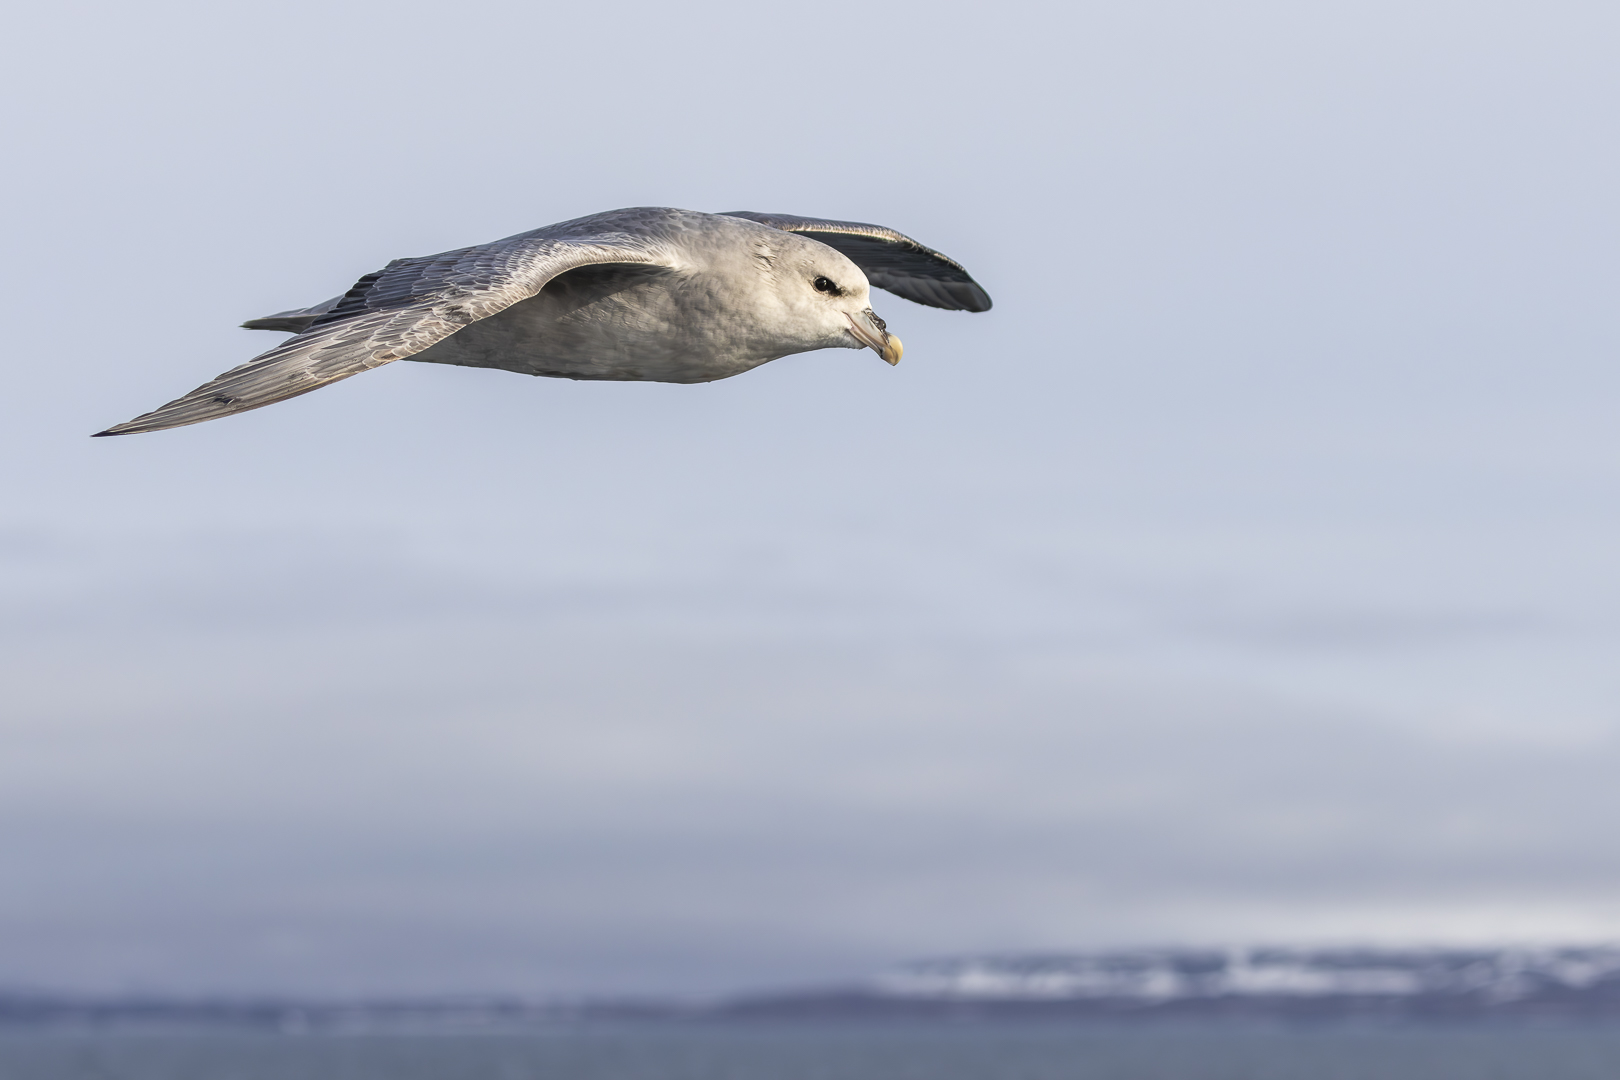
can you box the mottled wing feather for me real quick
[721,211,992,312]
[96,234,667,436]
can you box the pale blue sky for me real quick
[3,0,1620,996]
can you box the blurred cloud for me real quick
[3,0,1620,996]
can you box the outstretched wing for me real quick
[95,232,670,436]
[721,211,992,312]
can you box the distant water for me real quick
[5,1025,1620,1080]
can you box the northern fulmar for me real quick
[94,208,992,436]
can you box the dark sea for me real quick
[3,1024,1620,1080]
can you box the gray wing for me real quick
[721,211,991,312]
[96,233,670,436]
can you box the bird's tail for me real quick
[240,294,345,333]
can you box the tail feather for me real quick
[240,294,345,333]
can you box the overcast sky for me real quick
[3,0,1620,998]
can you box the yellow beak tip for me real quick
[881,336,903,366]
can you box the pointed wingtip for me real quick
[92,420,145,436]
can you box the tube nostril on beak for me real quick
[846,310,900,364]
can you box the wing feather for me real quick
[96,233,668,436]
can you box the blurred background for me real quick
[2,0,1618,1001]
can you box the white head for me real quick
[743,228,903,365]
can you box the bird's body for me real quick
[96,208,991,436]
[411,213,823,384]
[414,263,735,383]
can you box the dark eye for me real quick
[813,276,840,295]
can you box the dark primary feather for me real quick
[721,212,992,312]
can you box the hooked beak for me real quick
[846,309,903,366]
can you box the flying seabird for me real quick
[94,208,992,436]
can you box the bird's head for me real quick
[752,232,903,366]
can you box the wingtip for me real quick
[955,281,993,313]
[946,282,992,313]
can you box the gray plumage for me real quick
[94,208,992,437]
